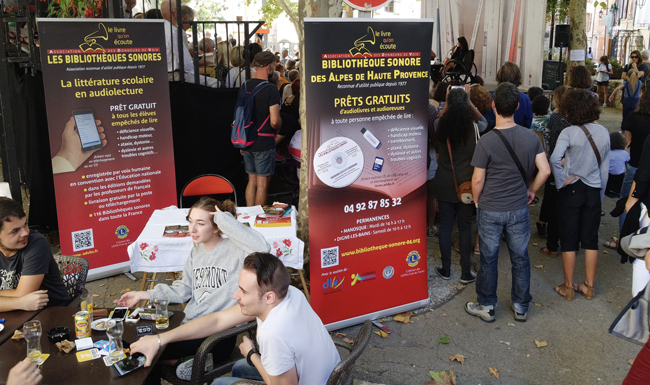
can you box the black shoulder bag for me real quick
[493,129,529,187]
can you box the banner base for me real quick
[87,262,130,282]
[324,297,430,331]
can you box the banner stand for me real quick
[305,19,433,328]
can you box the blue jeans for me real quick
[438,201,473,274]
[211,359,263,385]
[476,207,532,314]
[619,164,638,229]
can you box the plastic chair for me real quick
[179,174,237,208]
[160,321,257,385]
[231,320,373,385]
[53,254,89,305]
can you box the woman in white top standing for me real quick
[596,55,613,107]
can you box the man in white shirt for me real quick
[279,49,289,66]
[131,252,340,385]
[161,0,218,88]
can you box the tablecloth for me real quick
[127,206,304,272]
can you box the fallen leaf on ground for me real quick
[437,336,450,344]
[450,354,466,365]
[534,302,542,307]
[508,322,515,327]
[534,339,548,348]
[428,370,456,385]
[537,258,542,261]
[500,341,510,346]
[393,312,414,323]
[613,236,619,242]
[92,294,100,297]
[629,358,635,365]
[374,330,388,338]
[442,313,448,317]
[342,337,354,345]
[334,332,346,338]
[533,265,543,269]
[120,288,131,294]
[455,285,465,290]
[527,354,530,358]
[99,284,106,287]
[532,243,538,246]
[109,293,116,296]
[489,367,499,378]
[603,250,609,254]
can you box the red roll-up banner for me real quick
[38,19,176,279]
[305,19,433,329]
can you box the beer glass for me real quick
[23,320,42,364]
[106,319,124,362]
[153,292,169,329]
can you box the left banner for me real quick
[38,19,176,279]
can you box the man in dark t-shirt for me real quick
[240,51,282,206]
[464,83,550,324]
[0,198,69,311]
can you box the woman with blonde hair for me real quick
[227,45,245,88]
[610,69,642,133]
[114,197,269,375]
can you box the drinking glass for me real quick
[80,292,94,323]
[153,292,169,330]
[106,319,124,362]
[23,320,42,364]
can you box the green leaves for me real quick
[437,335,450,344]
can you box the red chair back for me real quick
[180,174,237,207]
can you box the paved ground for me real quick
[335,106,640,384]
[68,106,639,384]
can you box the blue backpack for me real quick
[231,80,275,149]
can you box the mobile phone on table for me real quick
[72,109,103,152]
[109,307,130,321]
[114,353,146,376]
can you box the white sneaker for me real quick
[465,302,495,322]
[603,103,607,108]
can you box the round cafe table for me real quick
[0,307,184,385]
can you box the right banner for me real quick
[305,19,432,329]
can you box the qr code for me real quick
[321,246,339,268]
[72,229,94,252]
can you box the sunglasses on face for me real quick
[632,56,638,58]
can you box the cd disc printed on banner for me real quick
[314,137,364,188]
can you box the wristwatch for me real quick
[246,347,260,366]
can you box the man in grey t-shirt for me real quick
[465,82,550,323]
[0,198,69,312]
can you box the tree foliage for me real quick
[546,0,570,22]
[245,0,299,28]
[193,0,225,22]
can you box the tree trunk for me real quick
[549,14,555,60]
[296,0,344,269]
[567,0,587,81]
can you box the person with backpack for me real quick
[232,51,282,206]
[609,69,642,133]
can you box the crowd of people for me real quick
[426,47,650,382]
[5,23,650,382]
